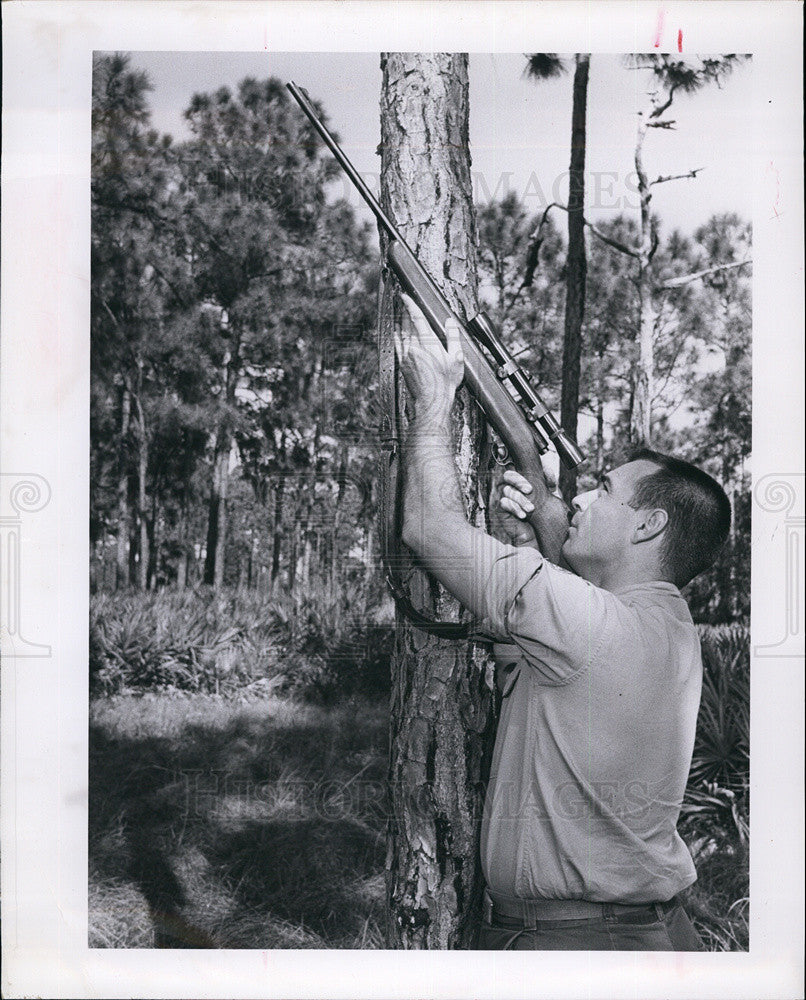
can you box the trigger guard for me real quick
[493,442,510,466]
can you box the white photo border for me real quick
[1,2,803,998]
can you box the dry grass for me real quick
[89,692,388,949]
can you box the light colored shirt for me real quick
[476,545,703,904]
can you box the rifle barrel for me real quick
[286,80,585,473]
[287,81,400,241]
[287,81,464,342]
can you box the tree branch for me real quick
[650,168,703,186]
[146,259,190,309]
[527,201,640,265]
[660,259,752,290]
[584,216,640,258]
[511,199,643,314]
[648,227,660,262]
[649,83,678,119]
[501,203,558,313]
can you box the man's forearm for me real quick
[399,403,513,620]
[401,408,467,551]
[399,404,569,621]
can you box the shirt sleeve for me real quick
[475,544,614,685]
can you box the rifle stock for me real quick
[387,241,550,471]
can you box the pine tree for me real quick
[380,52,494,949]
[525,53,591,501]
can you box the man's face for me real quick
[562,460,660,579]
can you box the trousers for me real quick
[474,896,705,951]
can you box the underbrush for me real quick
[90,585,395,701]
[680,623,749,951]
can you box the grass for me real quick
[89,692,389,948]
[681,843,749,951]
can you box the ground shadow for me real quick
[89,699,388,948]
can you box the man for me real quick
[395,295,731,951]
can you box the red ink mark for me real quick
[767,160,782,219]
[677,29,683,52]
[653,9,665,47]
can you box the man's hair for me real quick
[627,447,732,588]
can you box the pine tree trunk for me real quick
[559,54,590,504]
[595,384,605,473]
[204,337,238,589]
[237,550,248,591]
[133,368,149,592]
[211,414,234,591]
[288,520,298,594]
[115,384,131,589]
[364,520,376,584]
[249,532,259,590]
[137,447,149,591]
[204,438,230,588]
[269,476,285,596]
[147,505,159,590]
[300,526,312,593]
[380,51,494,950]
[128,524,138,582]
[175,501,189,590]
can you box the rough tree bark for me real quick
[380,52,495,950]
[559,53,590,503]
[204,431,231,588]
[269,470,285,596]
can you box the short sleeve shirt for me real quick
[476,545,703,904]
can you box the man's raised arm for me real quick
[396,296,570,619]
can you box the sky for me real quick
[127,50,753,241]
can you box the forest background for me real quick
[89,51,751,951]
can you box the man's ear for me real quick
[632,507,668,544]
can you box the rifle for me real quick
[287,81,584,637]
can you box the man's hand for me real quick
[394,294,464,420]
[491,468,539,548]
[490,462,572,564]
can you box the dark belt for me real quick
[486,890,679,923]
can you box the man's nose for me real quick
[572,489,598,512]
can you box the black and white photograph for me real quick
[86,47,754,952]
[1,2,803,998]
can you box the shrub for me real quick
[683,623,749,848]
[681,622,749,950]
[89,585,393,700]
